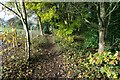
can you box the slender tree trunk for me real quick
[20,0,30,60]
[98,2,106,53]
[37,15,43,35]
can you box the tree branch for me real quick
[96,3,103,28]
[105,1,120,17]
[0,2,20,18]
[14,0,24,21]
[14,0,22,17]
[21,0,28,24]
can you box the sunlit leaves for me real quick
[41,6,56,22]
[11,55,15,59]
[25,2,45,11]
[87,51,120,78]
[0,27,30,79]
[25,2,56,22]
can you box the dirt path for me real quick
[30,35,68,79]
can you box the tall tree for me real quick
[0,0,30,60]
[25,2,56,35]
[95,2,119,52]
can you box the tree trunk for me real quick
[20,0,30,60]
[38,15,43,35]
[98,2,106,53]
[98,28,105,52]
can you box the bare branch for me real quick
[0,2,20,18]
[14,0,21,16]
[106,2,113,13]
[106,2,112,27]
[105,1,120,17]
[14,0,24,20]
[20,0,28,24]
[96,3,103,27]
[84,18,91,24]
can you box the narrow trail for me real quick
[30,35,68,79]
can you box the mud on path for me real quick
[30,35,69,79]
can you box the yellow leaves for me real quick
[0,52,2,55]
[96,59,102,65]
[67,71,71,75]
[0,49,7,55]
[100,65,113,78]
[0,27,26,55]
[12,28,16,32]
[113,73,117,78]
[68,36,74,42]
[41,7,56,22]
[25,2,45,11]
[88,51,120,78]
[114,51,118,57]
[2,49,7,53]
[67,70,74,78]
[104,57,109,62]
[109,60,118,65]
[11,55,15,59]
[6,39,11,44]
[89,51,120,65]
[109,60,115,65]
[89,57,95,64]
[114,51,120,59]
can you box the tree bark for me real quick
[20,0,30,60]
[98,2,106,53]
[98,28,105,52]
[37,15,43,35]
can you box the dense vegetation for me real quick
[0,1,120,79]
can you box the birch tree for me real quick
[0,0,30,60]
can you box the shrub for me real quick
[81,51,120,79]
[54,29,74,52]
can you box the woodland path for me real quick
[30,35,69,79]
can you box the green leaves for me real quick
[86,51,120,78]
[41,6,56,22]
[83,24,98,49]
[65,29,73,35]
[100,65,118,78]
[25,2,56,22]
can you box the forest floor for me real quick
[2,35,78,79]
[29,35,70,79]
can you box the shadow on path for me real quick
[30,35,67,79]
